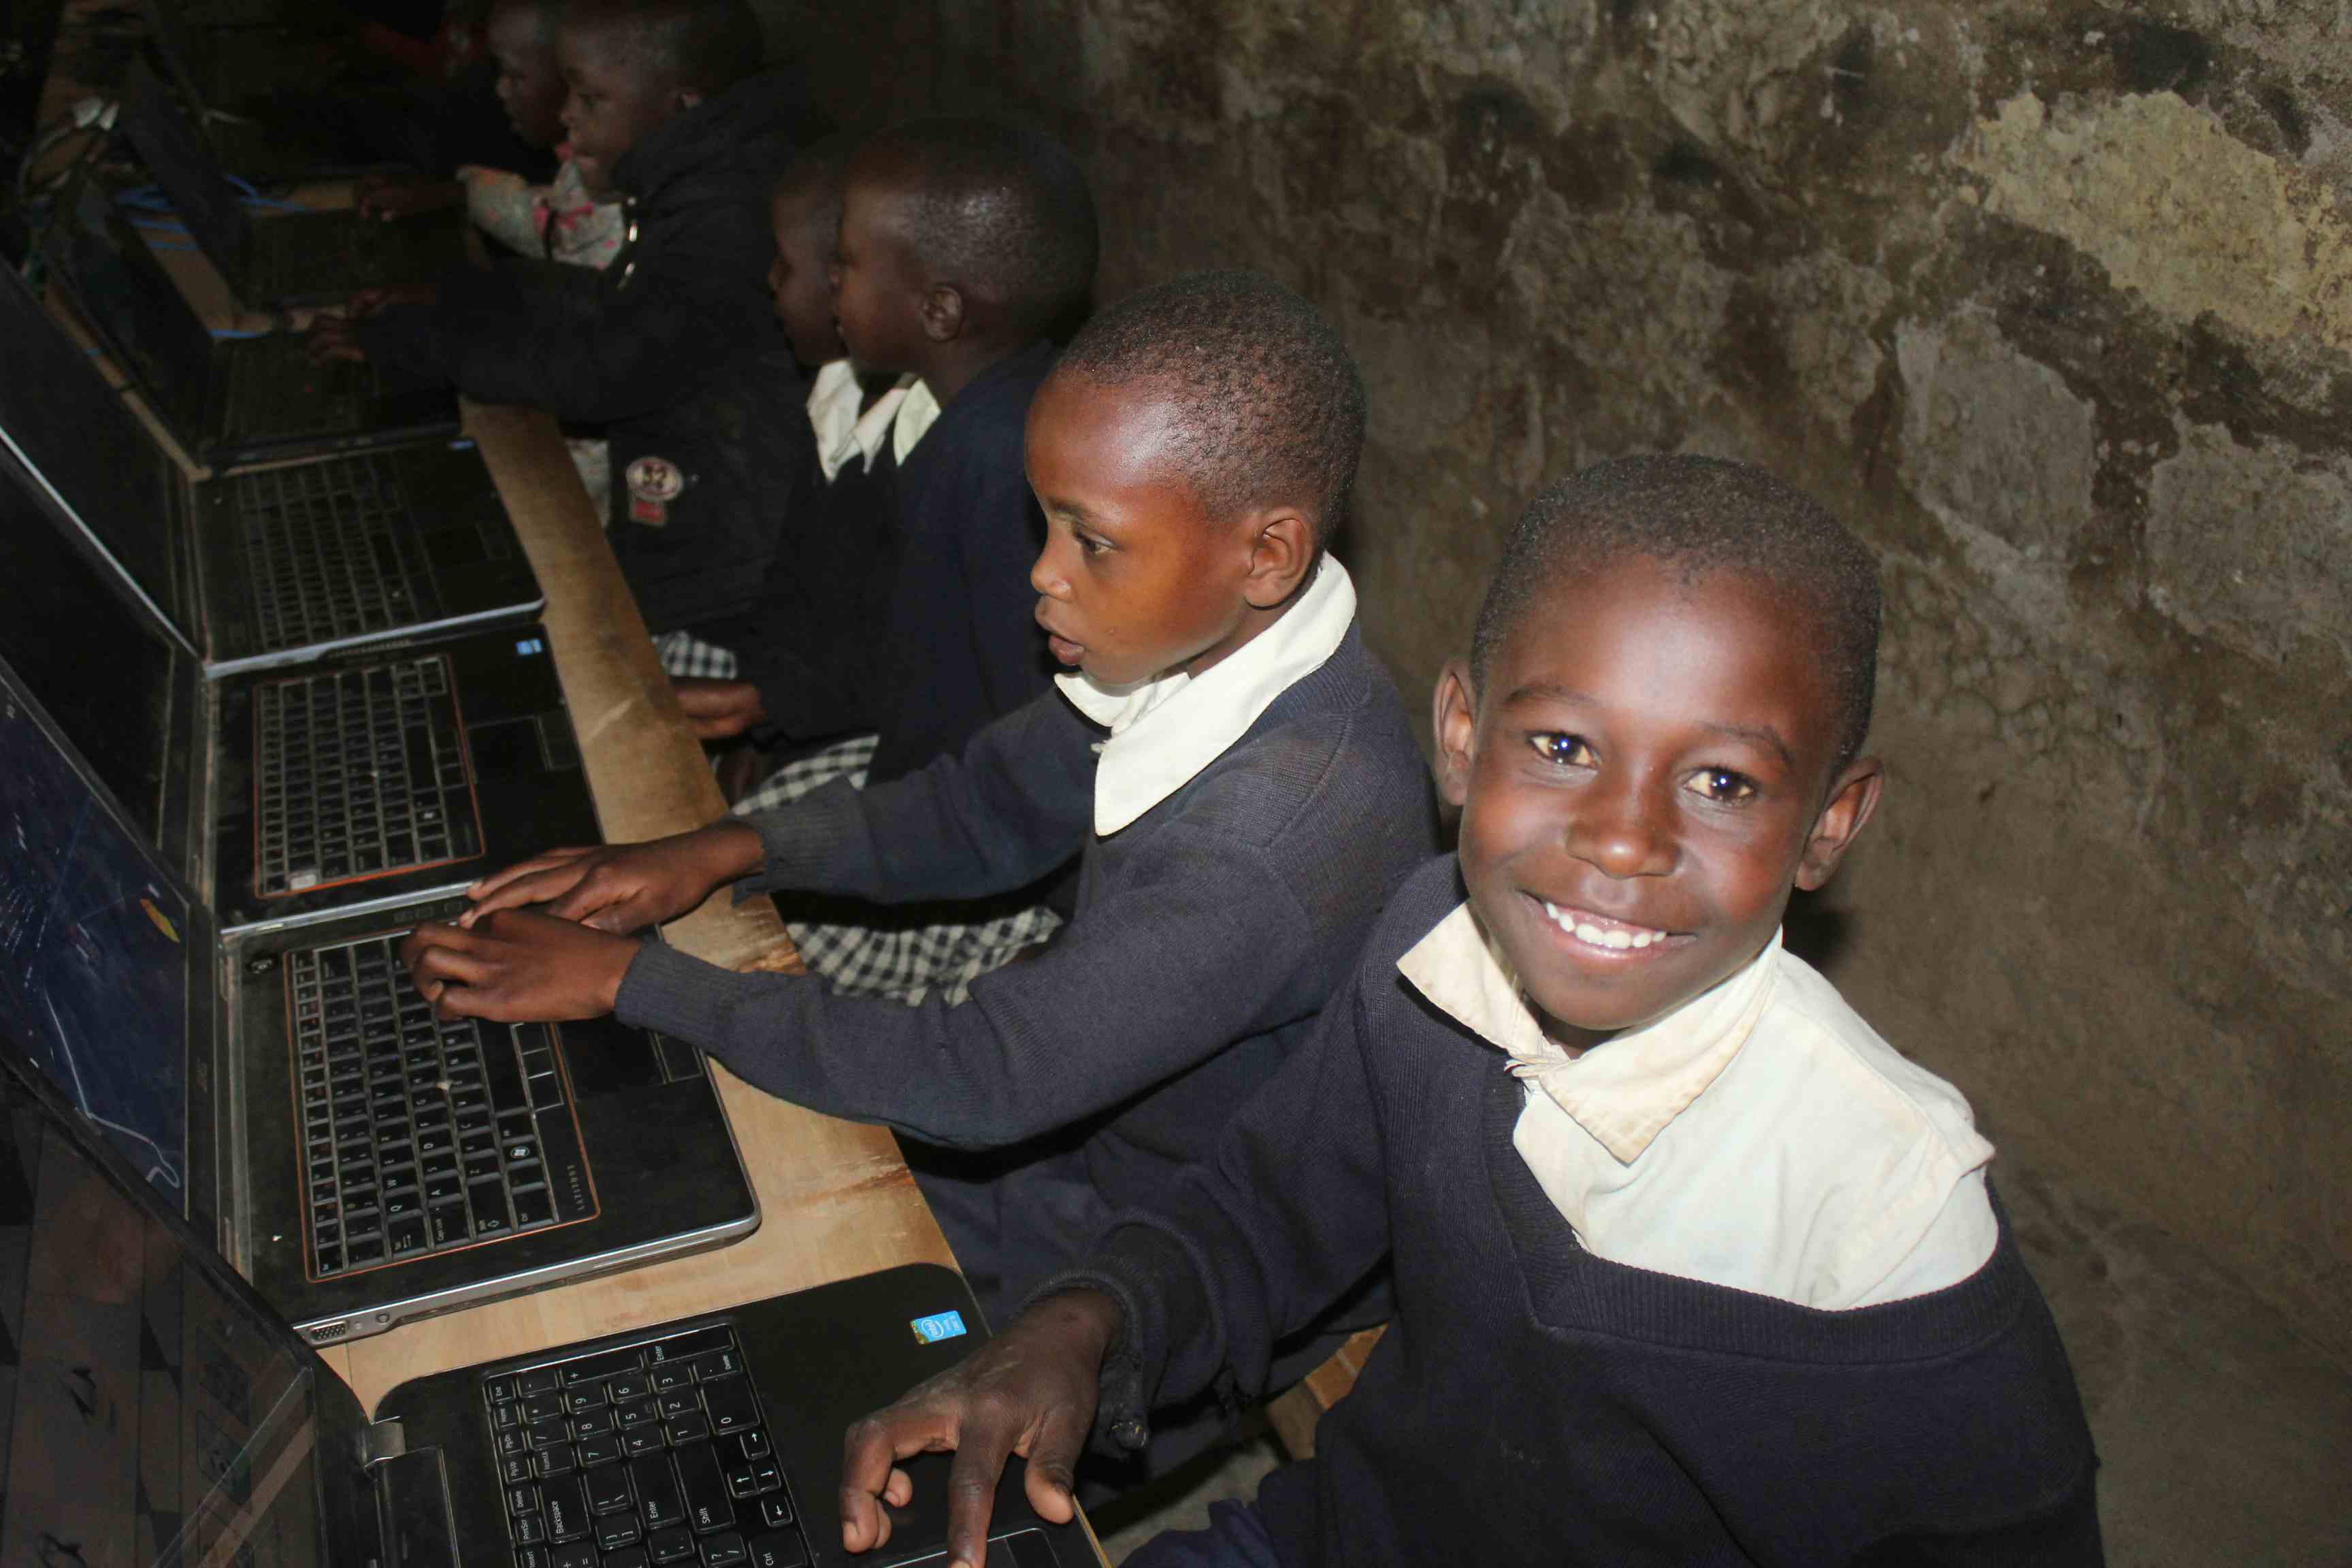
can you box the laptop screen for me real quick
[38,173,220,460]
[119,58,254,290]
[0,459,183,878]
[0,263,191,640]
[0,653,193,1205]
[0,1054,326,1567]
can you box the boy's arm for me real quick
[838,969,1394,1564]
[352,258,757,425]
[737,689,1096,904]
[617,819,1326,1149]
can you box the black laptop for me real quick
[0,1036,1080,1568]
[40,167,463,468]
[118,57,466,310]
[138,0,410,186]
[1,257,536,676]
[0,449,761,1346]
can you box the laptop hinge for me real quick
[360,1417,408,1469]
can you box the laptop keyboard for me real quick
[292,933,592,1279]
[236,454,444,651]
[254,653,480,897]
[225,329,364,438]
[486,1324,811,1568]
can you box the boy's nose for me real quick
[1030,544,1070,600]
[1565,786,1675,879]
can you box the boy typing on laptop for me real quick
[834,457,2103,1568]
[403,274,1439,1360]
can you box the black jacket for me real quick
[357,71,823,636]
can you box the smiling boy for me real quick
[401,275,1437,1377]
[835,457,2102,1568]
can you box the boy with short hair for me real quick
[310,0,821,642]
[402,275,1439,1370]
[836,456,2104,1568]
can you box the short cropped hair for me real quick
[560,0,763,97]
[855,118,1097,340]
[773,129,855,246]
[1469,455,1882,768]
[1052,271,1366,538]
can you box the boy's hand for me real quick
[461,824,764,932]
[671,677,768,740]
[840,1290,1119,1568]
[305,316,367,364]
[401,909,637,1022]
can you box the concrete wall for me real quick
[777,0,2352,1362]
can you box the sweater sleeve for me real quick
[613,813,1329,1151]
[738,689,1097,902]
[1029,963,1396,1442]
[353,257,748,425]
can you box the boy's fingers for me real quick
[840,1409,951,1552]
[1019,1405,1088,1524]
[468,847,595,900]
[942,1416,1026,1568]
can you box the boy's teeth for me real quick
[1541,900,1662,950]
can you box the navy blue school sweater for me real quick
[861,341,1061,785]
[1045,855,2104,1567]
[612,625,1437,1318]
[355,71,822,637]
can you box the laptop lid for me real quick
[37,169,223,463]
[118,56,255,293]
[139,0,218,124]
[0,259,201,649]
[0,448,196,859]
[0,1030,380,1568]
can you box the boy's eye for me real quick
[1684,768,1757,803]
[1526,732,1596,768]
[1077,532,1111,557]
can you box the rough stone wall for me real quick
[785,1,2352,1361]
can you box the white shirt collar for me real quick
[1054,556,1358,836]
[892,378,943,467]
[1396,900,1778,1164]
[806,361,916,482]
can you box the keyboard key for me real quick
[525,1419,570,1450]
[674,1442,733,1534]
[595,1516,643,1552]
[646,1528,696,1565]
[512,1514,545,1545]
[624,1427,668,1456]
[572,1406,618,1437]
[657,1389,701,1422]
[724,1465,761,1501]
[745,1532,806,1568]
[650,1362,694,1394]
[702,1380,758,1436]
[585,1462,634,1516]
[561,1348,641,1386]
[615,1397,661,1428]
[541,1473,591,1543]
[700,1533,747,1568]
[506,1483,541,1516]
[567,1382,611,1413]
[521,1392,567,1424]
[535,1443,578,1477]
[429,1202,470,1247]
[756,1496,791,1530]
[735,1429,770,1461]
[549,1545,595,1568]
[501,1454,534,1486]
[632,1451,685,1530]
[577,1432,623,1469]
[666,1412,711,1446]
[688,1349,743,1382]
[608,1372,652,1403]
[514,1546,547,1568]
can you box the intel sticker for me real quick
[911,1311,967,1344]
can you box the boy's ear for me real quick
[1793,757,1884,891]
[1431,661,1479,810]
[920,284,966,343]
[1239,511,1313,609]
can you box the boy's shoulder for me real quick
[906,343,1058,479]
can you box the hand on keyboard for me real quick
[838,1291,1117,1568]
[462,825,765,933]
[402,909,639,1024]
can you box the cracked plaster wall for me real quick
[783,0,2352,1361]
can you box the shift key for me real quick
[673,1442,734,1535]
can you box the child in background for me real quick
[835,456,2103,1568]
[311,0,823,645]
[401,278,1439,1460]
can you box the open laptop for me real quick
[39,166,463,468]
[0,1039,1080,1568]
[0,453,762,1344]
[139,0,408,186]
[118,57,466,310]
[1,257,538,676]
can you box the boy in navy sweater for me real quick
[401,275,1437,1371]
[835,457,2103,1568]
[309,0,820,642]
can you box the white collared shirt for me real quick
[892,378,943,468]
[1055,557,1358,836]
[1398,904,2000,1309]
[805,361,918,482]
